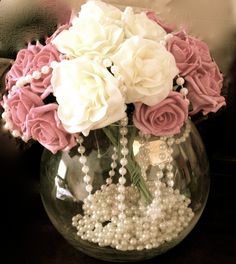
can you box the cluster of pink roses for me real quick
[1,9,225,153]
[133,13,225,136]
[2,31,77,153]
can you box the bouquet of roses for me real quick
[1,0,225,155]
[0,0,227,255]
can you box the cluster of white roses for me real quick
[51,0,179,136]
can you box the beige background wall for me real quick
[0,0,235,73]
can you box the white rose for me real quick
[52,17,124,59]
[51,57,126,136]
[78,0,122,22]
[122,7,167,41]
[111,36,179,106]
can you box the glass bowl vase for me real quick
[40,120,209,262]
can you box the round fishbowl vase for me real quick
[40,120,209,262]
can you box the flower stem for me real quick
[103,126,153,204]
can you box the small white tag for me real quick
[58,160,67,179]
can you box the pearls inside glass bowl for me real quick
[72,119,194,251]
[40,119,209,262]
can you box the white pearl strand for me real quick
[1,61,58,140]
[77,136,93,199]
[176,75,189,105]
[72,120,194,251]
[106,146,118,185]
[117,116,129,220]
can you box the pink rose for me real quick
[133,91,188,136]
[30,44,61,95]
[3,87,43,134]
[6,43,43,89]
[185,64,226,115]
[26,104,77,153]
[146,11,174,33]
[167,31,213,76]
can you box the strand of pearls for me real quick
[117,116,129,220]
[10,61,57,91]
[106,146,118,185]
[1,61,59,139]
[72,120,195,251]
[77,136,93,199]
[176,75,189,105]
[166,138,175,188]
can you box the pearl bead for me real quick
[167,138,175,146]
[180,87,188,96]
[156,171,163,179]
[119,167,127,176]
[112,153,118,160]
[85,184,93,193]
[121,148,129,156]
[4,121,12,130]
[159,153,166,160]
[176,77,185,86]
[82,165,89,174]
[119,177,126,185]
[12,130,20,137]
[118,212,126,220]
[159,143,167,150]
[22,134,29,142]
[111,161,117,169]
[117,194,125,202]
[166,164,173,171]
[25,74,33,83]
[79,156,87,164]
[106,178,112,185]
[109,170,115,177]
[77,137,84,144]
[120,127,128,135]
[32,71,41,80]
[120,117,128,126]
[41,65,50,74]
[120,137,128,146]
[78,146,85,154]
[120,158,128,166]
[15,80,21,87]
[83,175,91,183]
[118,185,125,193]
[167,180,174,187]
[1,112,7,120]
[166,172,174,179]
